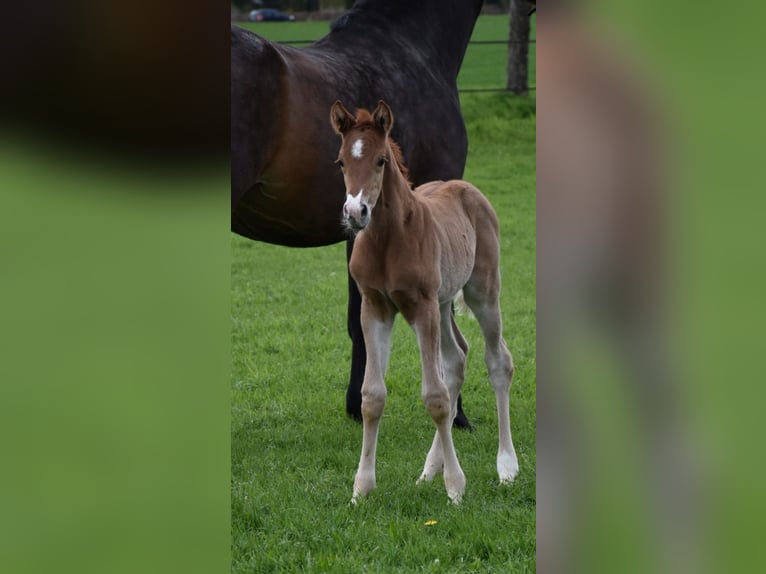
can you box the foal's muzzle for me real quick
[342,195,371,232]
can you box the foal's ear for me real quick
[372,100,394,136]
[330,101,355,134]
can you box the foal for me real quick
[331,100,519,504]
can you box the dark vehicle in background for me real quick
[248,9,296,22]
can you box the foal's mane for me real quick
[353,109,411,186]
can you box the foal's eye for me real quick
[377,158,386,167]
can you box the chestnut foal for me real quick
[331,100,519,504]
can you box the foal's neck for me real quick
[373,152,414,232]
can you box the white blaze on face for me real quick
[351,138,364,159]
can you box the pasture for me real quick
[232,14,536,572]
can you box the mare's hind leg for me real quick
[464,281,519,483]
[419,305,469,483]
[352,297,394,503]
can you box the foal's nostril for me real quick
[361,204,368,218]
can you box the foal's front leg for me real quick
[352,298,394,504]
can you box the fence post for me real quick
[507,0,532,95]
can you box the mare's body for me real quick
[231,0,483,425]
[331,101,519,503]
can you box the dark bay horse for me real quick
[231,0,484,427]
[331,100,519,503]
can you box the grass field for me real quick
[232,14,536,572]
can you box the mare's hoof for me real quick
[347,410,363,423]
[346,394,363,422]
[452,410,474,431]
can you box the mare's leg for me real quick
[451,300,474,430]
[464,281,519,484]
[345,239,366,421]
[454,394,472,430]
[419,306,469,483]
[352,297,394,503]
[413,301,466,503]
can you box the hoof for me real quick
[452,409,474,431]
[351,487,370,505]
[353,472,376,502]
[347,411,363,423]
[346,392,363,423]
[497,451,519,484]
[417,472,435,485]
[446,482,465,504]
[445,471,466,504]
[418,463,443,484]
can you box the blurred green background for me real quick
[0,140,231,573]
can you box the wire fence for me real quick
[275,38,536,93]
[276,39,536,45]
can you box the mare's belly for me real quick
[232,181,346,247]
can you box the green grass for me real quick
[238,20,330,43]
[232,14,535,573]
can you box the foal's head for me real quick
[331,100,406,233]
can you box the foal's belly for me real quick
[435,221,477,303]
[437,258,475,304]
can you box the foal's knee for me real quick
[443,349,467,384]
[423,388,450,425]
[504,354,514,383]
[487,347,514,390]
[361,385,386,420]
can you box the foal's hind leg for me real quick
[413,301,466,503]
[419,305,468,484]
[464,282,520,483]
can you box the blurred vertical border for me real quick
[538,1,766,572]
[0,2,230,573]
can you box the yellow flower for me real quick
[424,520,438,526]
